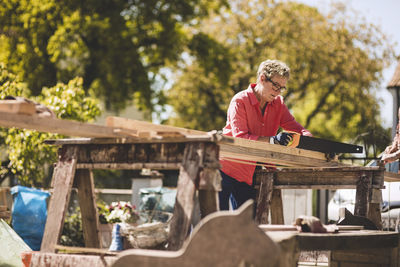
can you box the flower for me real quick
[98,201,139,224]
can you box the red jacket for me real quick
[220,84,311,185]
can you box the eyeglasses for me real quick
[266,77,287,93]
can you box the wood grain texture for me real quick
[106,116,206,137]
[0,100,36,115]
[75,169,101,248]
[41,146,78,252]
[0,111,125,138]
[167,142,220,250]
[114,201,280,267]
[271,189,284,225]
[167,143,204,251]
[29,252,116,267]
[254,167,384,189]
[255,172,274,224]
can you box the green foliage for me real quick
[167,0,395,156]
[0,0,228,112]
[40,78,101,122]
[60,206,85,247]
[0,65,101,186]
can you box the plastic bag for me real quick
[11,185,50,251]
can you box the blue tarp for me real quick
[11,185,50,251]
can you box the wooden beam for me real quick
[0,111,127,138]
[254,167,384,190]
[106,116,207,137]
[219,142,341,167]
[0,100,36,115]
[74,169,101,248]
[41,146,78,252]
[76,162,181,170]
[217,134,333,160]
[384,171,400,182]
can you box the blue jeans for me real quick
[218,170,256,211]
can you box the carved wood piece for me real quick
[114,200,280,267]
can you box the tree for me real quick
[0,63,100,186]
[0,0,227,114]
[167,0,395,154]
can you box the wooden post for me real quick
[74,169,102,248]
[198,167,221,218]
[167,143,204,250]
[41,146,78,252]
[271,189,284,224]
[168,142,220,250]
[255,172,274,224]
[354,171,372,217]
[368,188,383,230]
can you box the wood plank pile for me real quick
[0,99,372,169]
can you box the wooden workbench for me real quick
[40,136,221,252]
[266,229,400,267]
[254,166,386,228]
[40,131,345,252]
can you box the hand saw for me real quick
[287,133,363,154]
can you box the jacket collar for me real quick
[247,83,277,106]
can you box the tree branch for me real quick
[305,80,340,128]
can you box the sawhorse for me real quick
[40,137,221,252]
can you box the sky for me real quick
[296,0,400,129]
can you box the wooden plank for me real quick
[76,162,181,170]
[45,136,213,145]
[167,142,219,250]
[217,134,333,160]
[331,248,392,264]
[29,252,116,267]
[295,230,399,251]
[74,169,101,248]
[55,245,117,255]
[41,146,78,252]
[106,116,207,137]
[354,172,372,217]
[385,171,400,182]
[255,172,274,224]
[219,143,341,167]
[0,100,36,115]
[0,111,127,138]
[271,189,284,224]
[254,167,384,189]
[167,143,203,251]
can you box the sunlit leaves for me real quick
[0,66,101,186]
[0,0,228,112]
[168,0,395,154]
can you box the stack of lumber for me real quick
[0,100,346,168]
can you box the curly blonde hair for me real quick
[257,59,290,81]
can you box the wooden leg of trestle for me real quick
[41,146,78,252]
[74,169,101,248]
[168,143,203,251]
[271,189,284,224]
[255,172,274,224]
